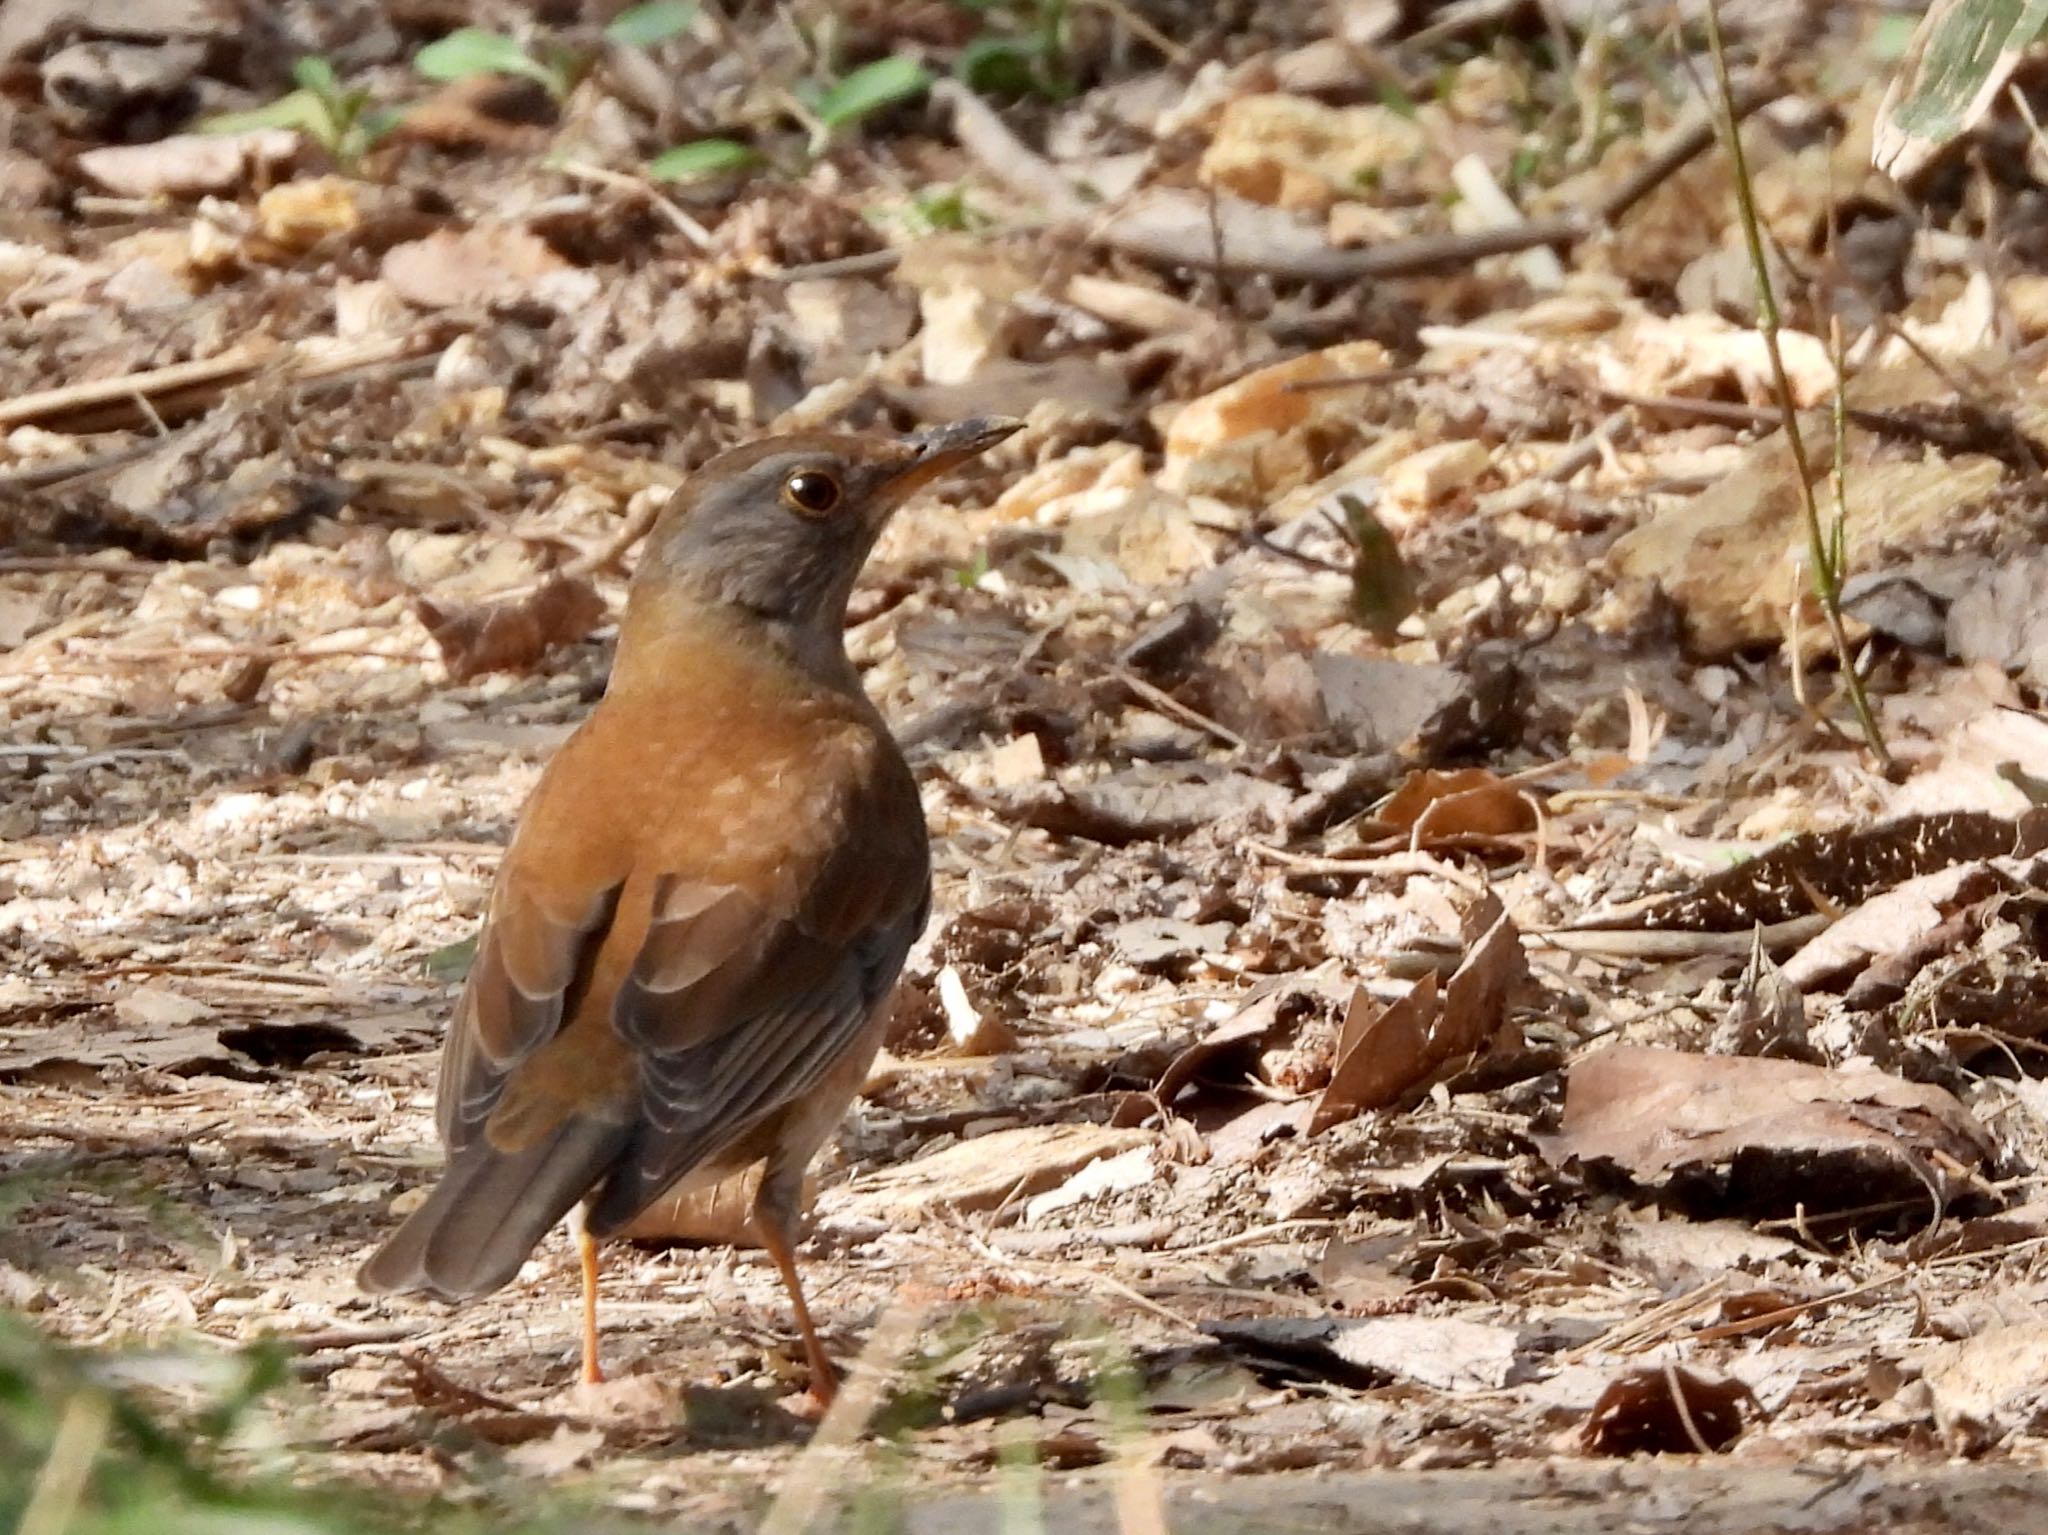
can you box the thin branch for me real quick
[1703,0,1891,774]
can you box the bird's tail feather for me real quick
[357,1119,629,1299]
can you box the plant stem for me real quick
[1702,0,1893,775]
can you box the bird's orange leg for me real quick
[755,1215,836,1408]
[578,1225,605,1386]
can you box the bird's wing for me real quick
[585,747,929,1232]
[435,874,624,1151]
[429,710,928,1229]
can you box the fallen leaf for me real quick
[1374,767,1536,845]
[1608,436,2005,656]
[1709,933,1809,1055]
[112,984,214,1028]
[1924,1322,2048,1453]
[1199,94,1432,212]
[382,226,597,312]
[1160,339,1391,504]
[1948,550,2048,688]
[1780,860,2012,994]
[1312,890,1524,1132]
[1022,1144,1154,1224]
[1581,1364,1753,1455]
[836,1124,1156,1223]
[1578,810,2048,934]
[1000,764,1290,845]
[415,576,606,682]
[1544,1045,1992,1219]
[1310,652,1519,760]
[75,129,298,198]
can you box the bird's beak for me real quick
[875,417,1024,506]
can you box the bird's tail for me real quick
[357,1119,629,1299]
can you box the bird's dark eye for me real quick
[781,469,842,516]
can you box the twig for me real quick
[1528,914,1831,959]
[760,249,908,283]
[554,159,713,248]
[939,77,1778,283]
[1543,407,1633,483]
[1110,666,1245,749]
[1703,1,1891,775]
[1077,0,1189,65]
[1248,843,1492,895]
[1662,1358,1719,1456]
[0,332,441,434]
[0,343,280,429]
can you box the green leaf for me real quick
[424,933,479,984]
[813,55,934,131]
[414,27,560,91]
[647,136,758,179]
[292,56,341,98]
[955,34,1068,99]
[199,89,332,138]
[606,0,697,47]
[1338,494,1415,644]
[1875,0,2048,178]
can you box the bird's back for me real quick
[361,597,928,1299]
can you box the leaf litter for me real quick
[6,0,2048,1529]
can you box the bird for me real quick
[359,416,1022,1403]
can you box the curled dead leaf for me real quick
[1375,767,1537,845]
[415,575,606,682]
[1582,1363,1754,1456]
[1311,890,1526,1132]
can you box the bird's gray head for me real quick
[643,418,1021,663]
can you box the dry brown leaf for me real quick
[415,575,606,682]
[1924,1321,2048,1453]
[1581,1364,1753,1456]
[75,129,298,198]
[1376,767,1537,844]
[252,176,359,256]
[382,226,596,311]
[1579,810,2048,935]
[837,1124,1155,1223]
[1160,339,1390,504]
[1607,435,2005,656]
[1546,1045,1992,1217]
[1311,890,1524,1132]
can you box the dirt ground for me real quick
[8,0,2048,1529]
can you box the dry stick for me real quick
[1249,843,1493,895]
[0,439,172,492]
[939,77,1776,282]
[1528,914,1830,959]
[0,342,280,430]
[554,160,713,248]
[0,331,439,434]
[1702,0,1892,776]
[1110,665,1245,749]
[1661,1357,1719,1455]
[1542,406,1633,483]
